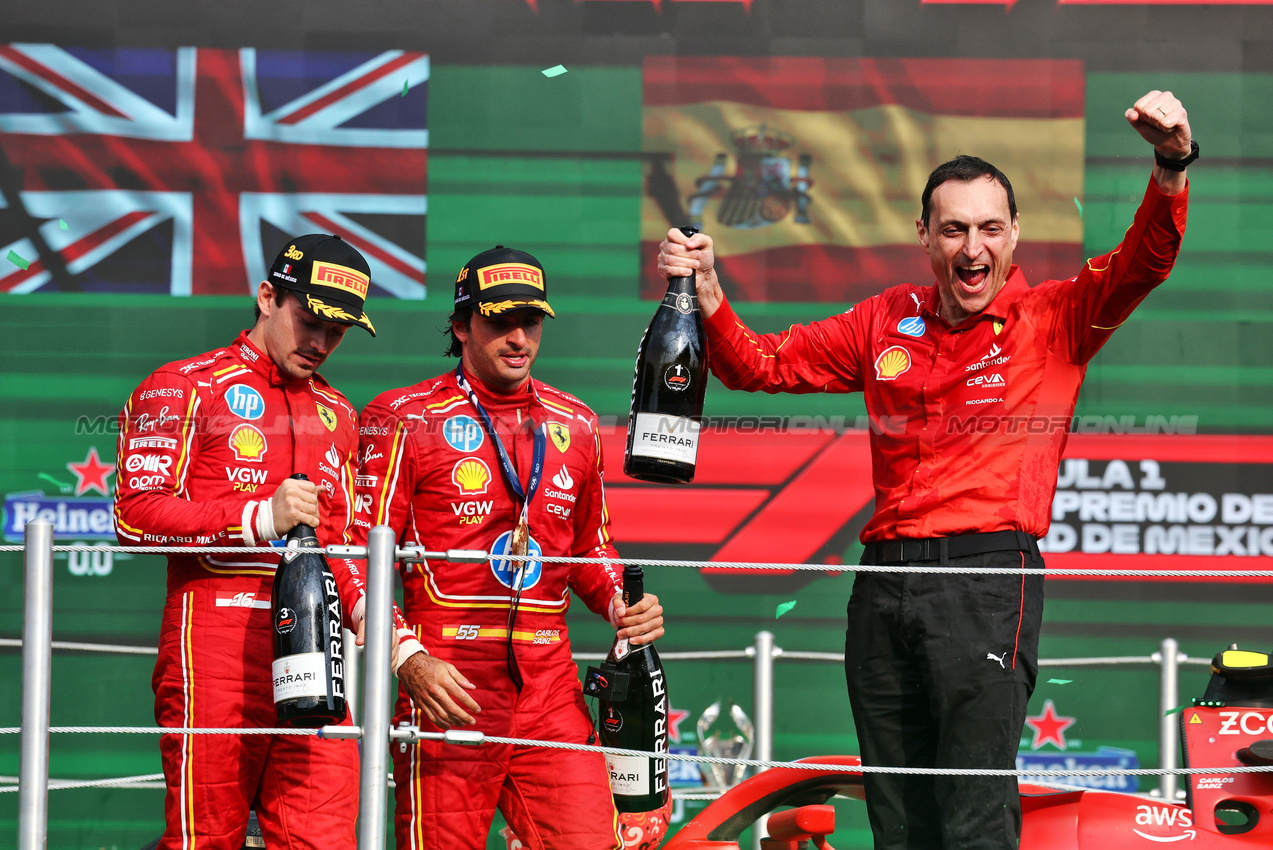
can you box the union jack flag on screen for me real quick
[0,44,428,297]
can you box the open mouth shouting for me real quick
[956,263,990,294]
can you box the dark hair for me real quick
[920,155,1017,228]
[252,284,295,322]
[445,308,471,357]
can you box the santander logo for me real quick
[552,465,574,490]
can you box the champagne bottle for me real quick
[624,225,708,484]
[593,565,670,813]
[271,474,347,727]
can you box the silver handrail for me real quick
[18,520,53,850]
[357,526,396,850]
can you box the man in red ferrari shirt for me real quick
[657,91,1194,849]
[115,234,376,849]
[350,246,666,850]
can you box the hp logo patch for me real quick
[897,317,926,337]
[444,415,485,452]
[226,385,265,420]
[490,531,543,591]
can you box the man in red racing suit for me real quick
[114,234,377,849]
[349,245,666,850]
[658,93,1194,850]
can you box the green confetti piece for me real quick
[542,65,568,78]
[1164,704,1185,716]
[401,80,409,97]
[38,473,73,493]
[1073,197,1083,217]
[7,249,30,270]
[59,219,68,230]
[1047,679,1072,685]
[775,600,798,618]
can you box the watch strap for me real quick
[1155,139,1198,172]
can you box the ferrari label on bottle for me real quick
[606,754,650,795]
[629,412,700,464]
[272,651,327,702]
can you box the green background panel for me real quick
[2,38,1272,850]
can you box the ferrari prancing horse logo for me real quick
[547,422,571,453]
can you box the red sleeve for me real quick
[567,423,624,619]
[704,297,870,395]
[113,370,264,548]
[1037,177,1188,365]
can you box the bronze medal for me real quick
[510,517,529,559]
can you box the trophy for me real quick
[696,700,755,789]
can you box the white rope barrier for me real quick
[0,723,1265,783]
[0,773,166,793]
[0,726,319,736]
[3,542,1272,579]
[0,637,158,655]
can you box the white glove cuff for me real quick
[254,498,277,543]
[393,634,427,676]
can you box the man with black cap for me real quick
[115,234,376,849]
[349,246,666,850]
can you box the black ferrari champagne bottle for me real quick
[596,565,670,813]
[271,474,347,726]
[624,225,708,484]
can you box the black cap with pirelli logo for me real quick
[453,245,555,319]
[268,234,375,336]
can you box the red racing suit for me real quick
[114,331,365,850]
[351,370,624,850]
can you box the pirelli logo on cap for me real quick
[477,263,543,291]
[312,261,370,298]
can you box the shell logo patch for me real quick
[229,424,268,462]
[547,421,571,453]
[874,346,912,381]
[316,404,338,432]
[452,457,492,495]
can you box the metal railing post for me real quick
[752,630,777,850]
[18,521,54,850]
[358,526,396,850]
[1156,637,1181,801]
[345,629,361,725]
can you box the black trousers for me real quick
[845,547,1045,850]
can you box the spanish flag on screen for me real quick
[641,56,1085,303]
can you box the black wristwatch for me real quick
[1155,139,1199,172]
